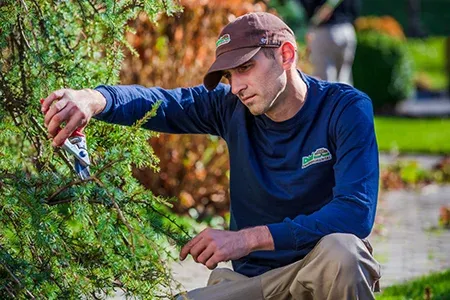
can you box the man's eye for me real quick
[238,65,250,72]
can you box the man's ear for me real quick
[280,41,296,70]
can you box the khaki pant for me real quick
[176,233,381,300]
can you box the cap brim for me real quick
[203,47,261,91]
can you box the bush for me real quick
[0,1,190,298]
[353,31,415,112]
[354,16,406,40]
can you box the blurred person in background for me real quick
[41,12,380,300]
[298,0,360,85]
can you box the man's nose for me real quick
[231,77,246,96]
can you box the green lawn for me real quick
[407,37,448,91]
[375,117,450,154]
[376,269,450,300]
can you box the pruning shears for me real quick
[40,99,91,180]
[62,128,91,180]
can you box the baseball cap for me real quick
[203,12,296,91]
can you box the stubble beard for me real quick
[262,78,287,116]
[247,68,287,116]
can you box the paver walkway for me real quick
[371,185,450,287]
[396,97,450,117]
[170,184,450,293]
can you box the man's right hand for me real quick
[41,89,106,147]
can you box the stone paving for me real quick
[371,184,450,287]
[169,184,450,293]
[396,97,450,117]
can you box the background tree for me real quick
[0,1,190,298]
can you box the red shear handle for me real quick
[71,128,85,137]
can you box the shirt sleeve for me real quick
[93,83,236,138]
[267,95,379,250]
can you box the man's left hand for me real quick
[180,226,274,269]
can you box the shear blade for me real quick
[75,159,91,180]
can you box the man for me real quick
[299,0,360,85]
[42,12,380,300]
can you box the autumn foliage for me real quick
[120,0,271,88]
[121,0,275,222]
[354,15,406,40]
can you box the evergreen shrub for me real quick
[353,30,415,111]
[0,1,190,298]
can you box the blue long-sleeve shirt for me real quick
[94,72,379,277]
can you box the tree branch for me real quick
[92,177,135,251]
[46,177,96,203]
[133,200,191,238]
[29,116,74,171]
[0,260,36,299]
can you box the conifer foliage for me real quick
[0,1,189,298]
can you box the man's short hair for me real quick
[261,46,299,65]
[261,47,276,60]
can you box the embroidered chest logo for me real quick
[302,148,332,169]
[216,34,231,49]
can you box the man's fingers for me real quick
[44,99,68,128]
[180,234,204,261]
[46,102,71,137]
[205,254,220,270]
[189,238,207,262]
[42,90,65,114]
[52,111,83,147]
[196,245,215,265]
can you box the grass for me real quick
[376,269,450,300]
[373,38,449,155]
[407,37,448,91]
[374,117,450,154]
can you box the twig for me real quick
[18,0,29,12]
[0,261,36,299]
[29,116,74,171]
[46,177,96,203]
[94,158,123,177]
[134,200,191,238]
[26,5,42,54]
[30,0,49,39]
[47,197,105,206]
[3,283,16,298]
[92,177,135,251]
[119,1,143,15]
[75,0,87,21]
[86,0,100,14]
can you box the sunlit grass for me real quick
[376,269,450,300]
[374,117,450,154]
[407,37,448,91]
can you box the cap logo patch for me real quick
[216,34,231,49]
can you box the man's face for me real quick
[223,49,287,116]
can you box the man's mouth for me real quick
[241,95,255,103]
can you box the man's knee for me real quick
[316,233,364,274]
[207,268,246,286]
[290,233,379,299]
